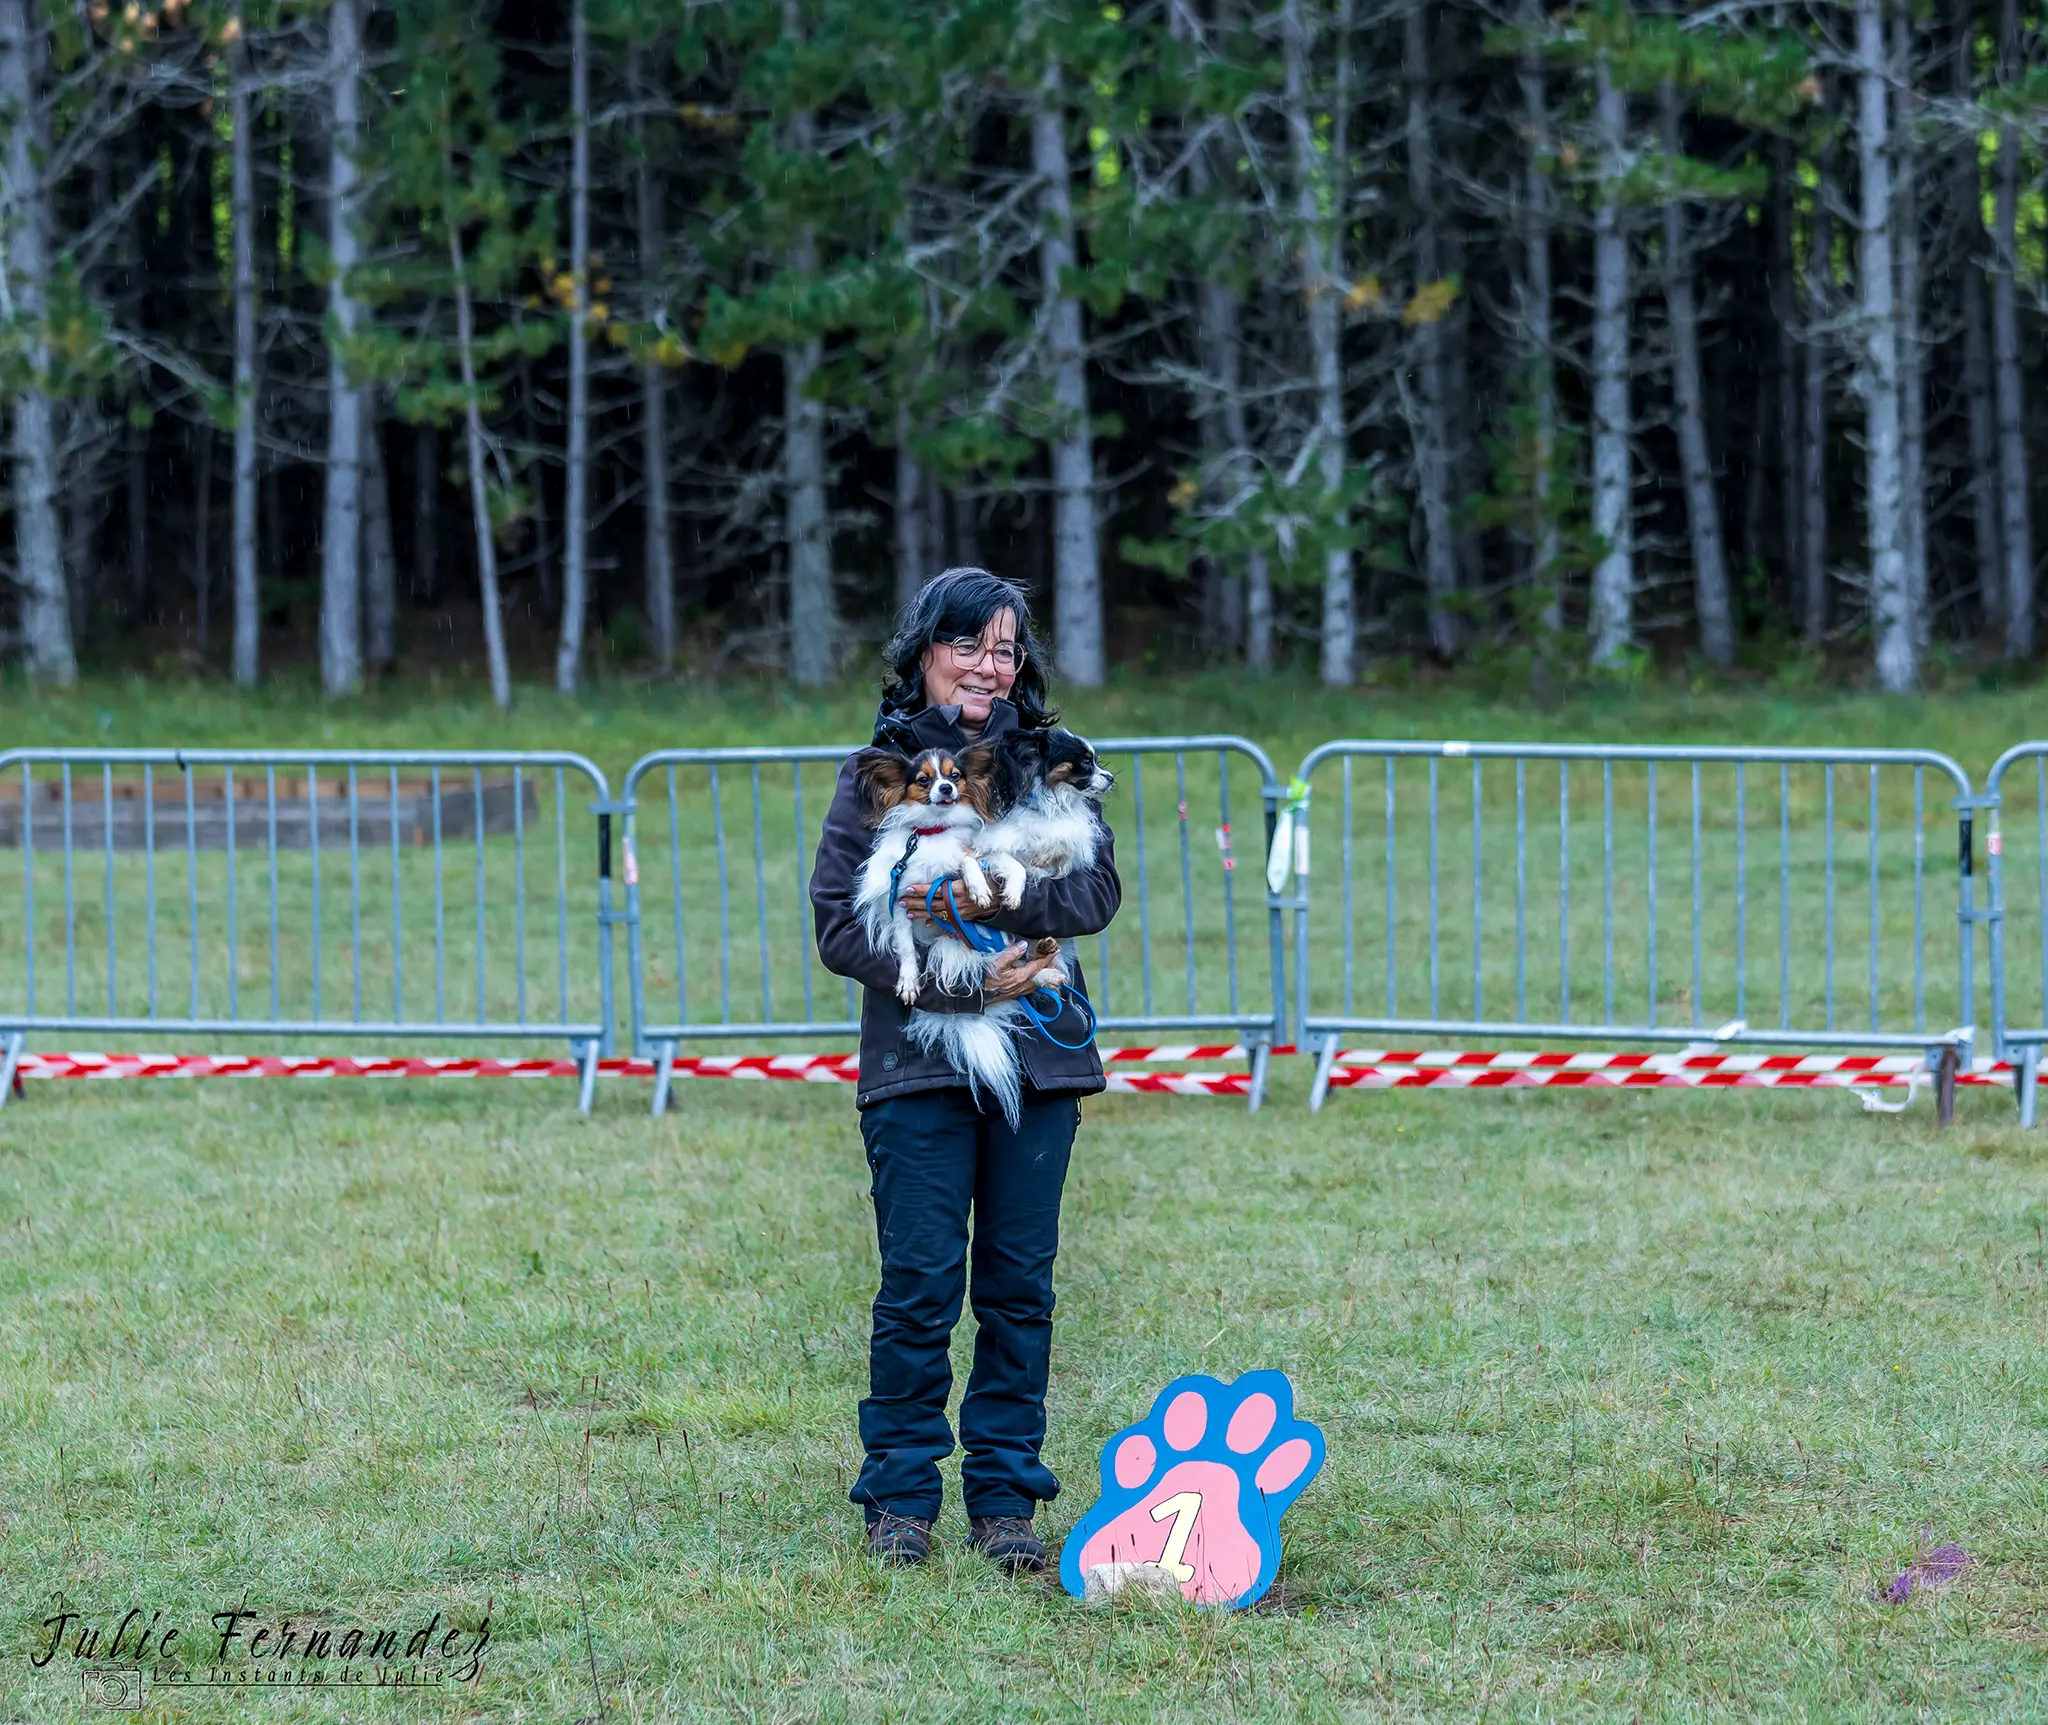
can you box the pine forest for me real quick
[2,0,2046,699]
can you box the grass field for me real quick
[4,672,2048,1719]
[4,1073,2047,1721]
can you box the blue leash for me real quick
[917,876,1097,1050]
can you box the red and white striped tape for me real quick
[6,1048,1254,1091]
[1324,1048,2010,1090]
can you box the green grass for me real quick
[4,1074,2047,1721]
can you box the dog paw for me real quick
[1059,1371,1323,1608]
[895,971,920,1006]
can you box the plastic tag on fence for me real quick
[1267,778,1311,894]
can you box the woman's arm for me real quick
[810,757,1003,1014]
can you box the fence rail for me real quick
[0,748,616,1112]
[618,736,1289,1113]
[18,731,2048,1125]
[1286,741,1979,1110]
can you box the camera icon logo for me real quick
[79,1667,145,1710]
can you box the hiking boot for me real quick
[967,1514,1046,1575]
[866,1510,933,1566]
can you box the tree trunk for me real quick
[127,417,149,614]
[1178,1,1268,671]
[1892,0,1928,655]
[1857,0,1914,692]
[1283,0,1353,686]
[1032,60,1105,686]
[1770,141,1802,608]
[413,423,438,603]
[632,53,676,673]
[1992,0,2033,658]
[230,6,260,686]
[193,422,213,649]
[361,398,397,671]
[555,0,590,693]
[1659,80,1734,668]
[0,0,76,684]
[1954,0,2001,637]
[1406,0,1459,660]
[1588,53,1633,665]
[1800,149,1833,646]
[783,232,835,685]
[894,401,928,613]
[448,204,512,710]
[319,0,363,696]
[1520,27,1561,629]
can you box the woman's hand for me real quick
[981,941,1064,1004]
[902,877,1007,926]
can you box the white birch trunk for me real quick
[1282,0,1352,685]
[0,0,74,684]
[1856,0,1914,691]
[1588,54,1633,665]
[1032,61,1105,686]
[1659,80,1734,668]
[319,0,363,696]
[230,7,260,686]
[894,400,928,613]
[555,0,590,693]
[1992,0,2033,657]
[1405,0,1458,660]
[361,396,397,670]
[1800,156,1833,645]
[632,54,675,672]
[448,207,512,710]
[1520,29,1561,628]
[1892,0,1928,654]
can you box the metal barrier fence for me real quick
[0,749,617,1112]
[1285,742,1980,1110]
[1984,743,2048,1124]
[618,736,1289,1112]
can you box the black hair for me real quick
[879,567,1059,731]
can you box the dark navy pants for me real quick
[852,1086,1080,1522]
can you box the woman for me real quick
[810,568,1120,1573]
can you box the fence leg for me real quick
[0,1032,23,1111]
[1246,1042,1270,1114]
[1307,1035,1340,1114]
[2019,1045,2039,1129]
[574,1039,600,1117]
[1934,1044,1958,1127]
[650,1039,677,1118]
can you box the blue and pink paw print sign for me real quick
[1060,1370,1324,1608]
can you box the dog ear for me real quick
[853,748,912,821]
[956,744,1000,819]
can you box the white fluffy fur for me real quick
[852,802,994,1005]
[904,1001,1030,1124]
[857,779,1108,1130]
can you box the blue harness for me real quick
[888,835,1095,1049]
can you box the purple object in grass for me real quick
[1881,1542,1974,1603]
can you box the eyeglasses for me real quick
[943,637,1025,674]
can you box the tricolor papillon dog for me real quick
[852,730,1115,1125]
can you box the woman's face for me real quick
[919,609,1020,732]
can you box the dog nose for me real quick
[932,781,956,803]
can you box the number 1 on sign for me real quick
[1150,1491,1202,1583]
